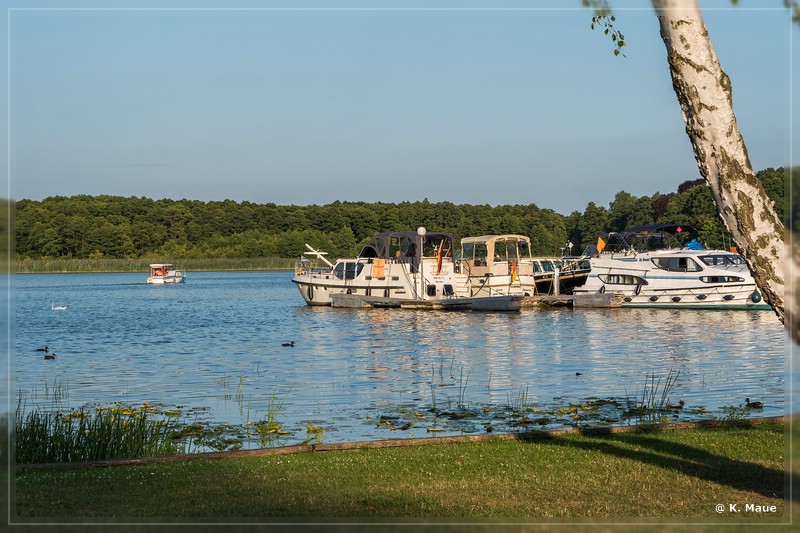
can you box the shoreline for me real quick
[15,414,789,471]
[14,257,297,274]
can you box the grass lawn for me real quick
[9,420,794,526]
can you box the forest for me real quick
[14,167,791,262]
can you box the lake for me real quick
[11,271,791,449]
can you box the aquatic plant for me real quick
[623,369,681,426]
[249,388,291,448]
[717,403,751,426]
[14,402,194,464]
[456,367,470,409]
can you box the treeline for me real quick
[15,167,790,261]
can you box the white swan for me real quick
[51,301,67,311]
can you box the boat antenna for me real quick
[304,244,334,268]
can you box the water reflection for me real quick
[13,271,788,447]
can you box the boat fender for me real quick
[750,290,762,303]
[384,288,389,298]
[598,285,605,294]
[308,285,314,300]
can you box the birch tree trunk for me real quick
[651,0,796,342]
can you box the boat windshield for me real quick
[651,256,703,272]
[494,240,531,261]
[333,261,364,280]
[462,242,489,262]
[698,254,746,266]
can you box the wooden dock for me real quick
[330,293,523,311]
[522,293,624,309]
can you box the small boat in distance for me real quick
[147,263,187,284]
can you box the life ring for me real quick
[750,290,762,303]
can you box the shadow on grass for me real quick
[531,430,789,501]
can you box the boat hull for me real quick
[292,262,469,307]
[329,293,522,311]
[147,274,186,284]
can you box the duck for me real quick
[43,353,56,360]
[281,341,295,347]
[35,346,49,352]
[51,301,67,311]
[745,398,764,409]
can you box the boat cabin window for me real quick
[492,240,529,261]
[463,242,489,265]
[333,261,363,280]
[539,261,555,273]
[651,256,703,272]
[387,237,415,259]
[598,274,648,285]
[700,275,745,283]
[698,254,746,266]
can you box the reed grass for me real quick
[15,256,296,273]
[624,369,681,425]
[14,404,195,464]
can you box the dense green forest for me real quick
[14,167,790,262]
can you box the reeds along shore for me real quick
[15,257,296,274]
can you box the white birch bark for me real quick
[651,0,795,341]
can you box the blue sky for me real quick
[4,1,797,215]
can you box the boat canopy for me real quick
[611,224,699,239]
[359,231,456,259]
[460,234,532,262]
[590,224,701,254]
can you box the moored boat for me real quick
[458,234,590,297]
[573,224,769,309]
[292,228,521,311]
[147,263,187,284]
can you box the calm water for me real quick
[12,271,792,448]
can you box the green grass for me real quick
[15,256,296,273]
[12,421,791,521]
